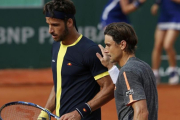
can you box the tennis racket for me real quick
[0,101,60,120]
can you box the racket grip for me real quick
[37,108,51,120]
[37,117,47,120]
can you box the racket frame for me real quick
[0,101,59,120]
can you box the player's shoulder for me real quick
[80,35,98,47]
[127,57,150,68]
[77,35,99,52]
[120,57,151,75]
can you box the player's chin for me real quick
[110,59,115,63]
[110,57,118,63]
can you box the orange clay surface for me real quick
[0,69,180,120]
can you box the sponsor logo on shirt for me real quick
[67,63,72,66]
[126,89,134,96]
[83,108,87,112]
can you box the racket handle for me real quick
[37,117,47,120]
[38,109,50,120]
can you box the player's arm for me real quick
[171,0,180,4]
[44,86,56,111]
[151,4,159,15]
[121,71,148,120]
[131,100,149,120]
[87,75,114,111]
[120,0,146,14]
[151,0,161,15]
[59,75,114,120]
[38,86,56,120]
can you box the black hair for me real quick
[43,0,76,25]
[104,22,138,54]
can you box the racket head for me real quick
[0,101,59,120]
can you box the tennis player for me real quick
[96,22,158,120]
[38,0,114,120]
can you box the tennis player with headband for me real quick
[38,0,114,120]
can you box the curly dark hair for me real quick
[43,0,76,25]
[104,22,138,54]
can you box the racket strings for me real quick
[1,104,42,120]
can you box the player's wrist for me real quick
[74,110,82,118]
[76,103,92,118]
[107,63,114,70]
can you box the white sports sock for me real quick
[168,67,177,72]
[153,69,159,77]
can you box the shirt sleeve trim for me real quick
[123,72,134,104]
[94,71,109,80]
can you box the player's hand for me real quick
[138,0,146,4]
[58,110,81,120]
[37,110,49,120]
[171,0,180,4]
[151,4,159,15]
[96,44,114,70]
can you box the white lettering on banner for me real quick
[96,30,104,42]
[38,26,104,44]
[22,27,34,44]
[0,27,6,44]
[0,27,34,44]
[39,27,51,44]
[49,37,54,44]
[0,26,104,44]
[85,26,97,41]
[7,27,20,44]
[161,55,180,60]
[78,26,104,43]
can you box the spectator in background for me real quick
[99,0,146,30]
[151,0,180,85]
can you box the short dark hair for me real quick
[104,22,138,54]
[43,0,76,25]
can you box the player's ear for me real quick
[67,18,73,28]
[120,40,127,50]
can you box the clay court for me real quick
[0,69,180,120]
